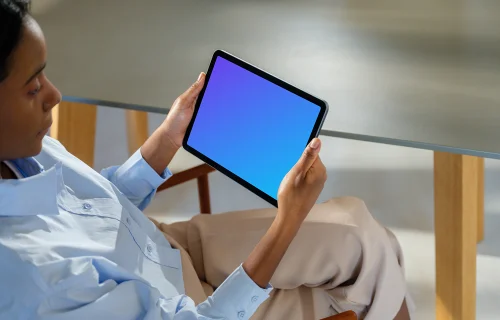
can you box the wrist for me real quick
[155,126,181,152]
[141,129,179,175]
[274,210,303,236]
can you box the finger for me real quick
[310,156,327,182]
[293,138,321,175]
[311,154,326,171]
[179,72,206,104]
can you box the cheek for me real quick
[0,90,45,157]
[0,98,40,136]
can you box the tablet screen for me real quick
[186,55,322,202]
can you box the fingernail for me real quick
[197,73,204,81]
[310,138,320,149]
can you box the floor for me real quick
[94,106,500,319]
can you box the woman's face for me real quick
[0,17,61,160]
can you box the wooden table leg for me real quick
[125,110,149,154]
[477,158,484,243]
[51,102,97,167]
[434,152,480,320]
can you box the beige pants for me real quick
[153,197,412,320]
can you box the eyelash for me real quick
[28,83,42,96]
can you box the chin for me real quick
[1,138,44,160]
[22,140,44,158]
[33,140,44,156]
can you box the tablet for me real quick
[183,50,328,207]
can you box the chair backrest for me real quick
[321,310,357,320]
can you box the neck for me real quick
[0,161,17,180]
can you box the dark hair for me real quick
[0,0,31,82]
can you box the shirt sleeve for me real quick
[195,265,273,319]
[100,148,172,210]
[36,265,272,320]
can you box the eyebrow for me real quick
[24,63,47,86]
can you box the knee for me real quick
[342,199,404,265]
[324,196,367,210]
[323,196,393,247]
[324,196,376,227]
[383,227,404,266]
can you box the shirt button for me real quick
[125,217,131,225]
[238,311,245,318]
[146,244,153,253]
[82,203,92,210]
[251,296,258,303]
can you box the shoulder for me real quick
[36,136,81,169]
[42,135,67,152]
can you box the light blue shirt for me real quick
[0,136,271,320]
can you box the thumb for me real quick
[293,138,321,175]
[181,72,206,102]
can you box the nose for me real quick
[42,79,62,112]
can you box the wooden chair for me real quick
[126,110,215,213]
[321,311,357,320]
[156,147,215,213]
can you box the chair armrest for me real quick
[157,164,215,191]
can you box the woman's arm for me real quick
[243,138,326,287]
[100,74,206,210]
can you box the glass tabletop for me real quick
[34,0,500,159]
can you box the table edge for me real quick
[62,96,500,160]
[321,130,500,160]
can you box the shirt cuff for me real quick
[113,148,172,195]
[197,265,273,320]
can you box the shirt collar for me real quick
[10,157,45,177]
[0,161,64,217]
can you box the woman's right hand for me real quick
[277,138,327,226]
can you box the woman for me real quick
[0,1,411,319]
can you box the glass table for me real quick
[34,1,500,319]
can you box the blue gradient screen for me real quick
[187,56,321,200]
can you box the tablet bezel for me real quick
[182,50,328,207]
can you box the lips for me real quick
[38,121,53,137]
